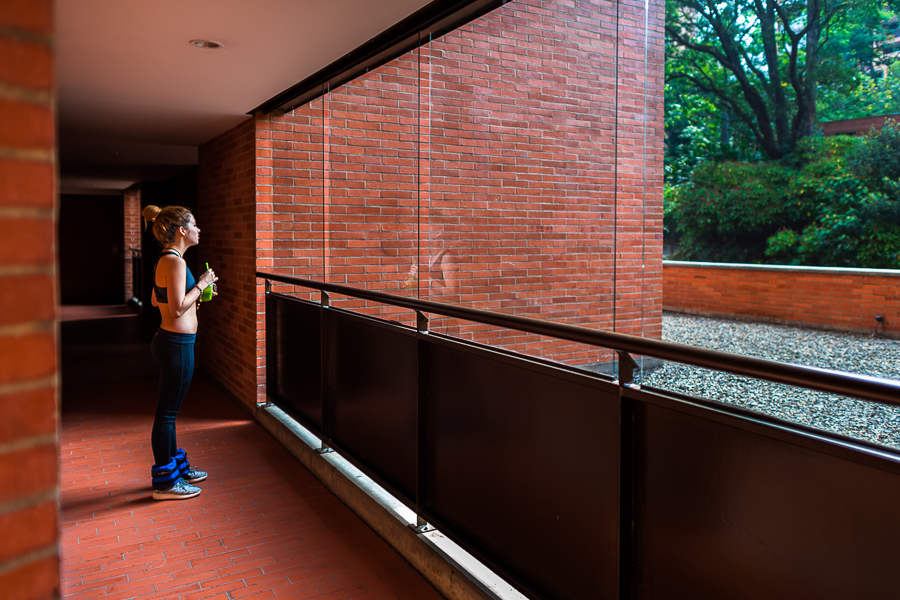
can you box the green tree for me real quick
[666,0,900,161]
[818,70,900,121]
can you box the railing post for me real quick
[415,309,429,532]
[320,289,332,451]
[618,387,634,599]
[617,351,639,386]
[616,349,638,596]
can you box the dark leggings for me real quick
[150,328,196,466]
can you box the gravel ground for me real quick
[641,312,900,450]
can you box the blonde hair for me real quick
[141,205,194,248]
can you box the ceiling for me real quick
[56,0,433,194]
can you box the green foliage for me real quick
[669,160,819,262]
[794,123,900,268]
[819,70,900,121]
[664,2,900,268]
[665,74,763,184]
[670,127,900,268]
[791,201,900,268]
[846,120,900,191]
[765,228,803,263]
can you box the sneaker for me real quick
[174,448,207,484]
[183,468,207,483]
[152,478,201,501]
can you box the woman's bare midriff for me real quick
[157,301,198,334]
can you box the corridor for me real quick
[59,309,443,600]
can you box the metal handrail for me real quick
[257,271,900,406]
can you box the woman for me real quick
[142,204,218,500]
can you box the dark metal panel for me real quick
[421,337,622,600]
[266,294,323,432]
[326,309,419,504]
[258,271,900,406]
[631,389,900,600]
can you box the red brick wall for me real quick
[196,118,262,408]
[123,186,141,301]
[196,0,664,406]
[259,0,664,369]
[0,0,61,597]
[664,261,900,338]
[819,114,900,136]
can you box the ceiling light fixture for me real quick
[190,39,224,49]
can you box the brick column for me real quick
[196,118,261,408]
[0,0,61,598]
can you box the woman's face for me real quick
[182,216,200,246]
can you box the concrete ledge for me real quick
[255,404,521,600]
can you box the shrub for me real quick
[669,160,820,262]
[846,121,900,195]
[671,127,900,268]
[764,228,802,263]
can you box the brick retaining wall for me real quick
[664,261,900,338]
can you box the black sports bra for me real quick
[153,250,196,303]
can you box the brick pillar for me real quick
[0,0,61,598]
[196,118,261,409]
[124,186,142,302]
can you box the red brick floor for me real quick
[60,313,444,600]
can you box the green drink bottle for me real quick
[200,262,214,302]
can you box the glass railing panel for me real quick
[416,1,629,370]
[265,0,664,366]
[641,313,900,449]
[611,0,663,381]
[322,51,420,327]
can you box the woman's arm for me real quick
[162,257,204,319]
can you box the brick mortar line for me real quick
[0,147,55,161]
[0,433,56,456]
[0,82,53,105]
[0,320,55,337]
[0,375,58,398]
[0,25,53,46]
[0,489,57,519]
[0,265,55,277]
[0,206,55,218]
[0,543,58,577]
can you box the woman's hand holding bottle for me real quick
[199,263,218,301]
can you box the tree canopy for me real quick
[666,0,900,164]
